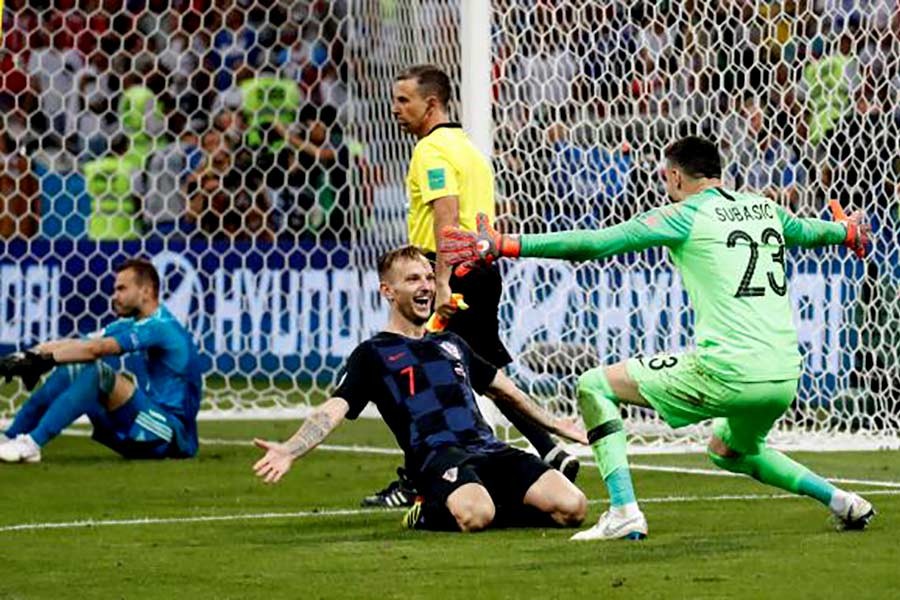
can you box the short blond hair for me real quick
[377,245,430,280]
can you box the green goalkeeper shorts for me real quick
[625,352,798,454]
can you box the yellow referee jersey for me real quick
[406,123,495,252]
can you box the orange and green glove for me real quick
[425,293,469,332]
[439,213,520,276]
[829,200,871,259]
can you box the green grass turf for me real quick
[1,420,899,599]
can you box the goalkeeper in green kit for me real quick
[440,136,875,541]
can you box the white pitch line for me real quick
[627,488,900,504]
[0,508,387,533]
[56,430,900,489]
[625,463,900,489]
[3,489,899,534]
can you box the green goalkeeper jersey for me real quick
[519,188,847,382]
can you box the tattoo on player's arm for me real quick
[519,397,555,427]
[285,412,334,458]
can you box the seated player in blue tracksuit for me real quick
[0,258,202,463]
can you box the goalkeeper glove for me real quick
[828,200,871,259]
[425,293,469,332]
[439,213,520,276]
[0,351,57,391]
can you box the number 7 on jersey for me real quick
[400,366,416,395]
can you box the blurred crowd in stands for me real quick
[0,0,352,242]
[493,0,900,231]
[0,0,898,243]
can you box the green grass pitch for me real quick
[1,417,899,599]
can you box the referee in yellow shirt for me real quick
[359,65,580,508]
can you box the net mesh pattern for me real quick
[0,1,898,449]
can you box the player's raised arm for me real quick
[776,202,870,258]
[253,397,350,484]
[441,206,693,267]
[484,370,588,445]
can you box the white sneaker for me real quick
[0,434,41,463]
[833,493,875,531]
[570,509,648,541]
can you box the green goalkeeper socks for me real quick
[709,446,837,506]
[577,368,635,508]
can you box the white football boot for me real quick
[570,507,648,541]
[833,493,875,531]
[0,434,41,463]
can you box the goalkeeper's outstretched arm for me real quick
[515,211,687,261]
[441,206,692,267]
[777,203,870,258]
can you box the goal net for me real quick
[1,1,898,451]
[487,1,900,451]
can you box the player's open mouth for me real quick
[413,296,431,309]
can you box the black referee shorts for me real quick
[417,445,551,509]
[427,254,512,368]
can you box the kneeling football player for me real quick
[252,246,587,531]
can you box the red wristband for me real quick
[499,236,521,258]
